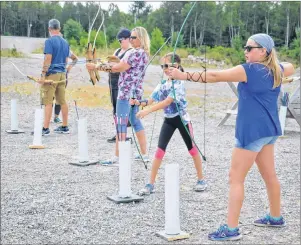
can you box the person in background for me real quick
[53,50,78,123]
[86,26,151,165]
[38,19,70,135]
[107,28,132,143]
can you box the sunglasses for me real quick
[244,45,262,52]
[130,36,138,40]
[118,38,128,43]
[160,63,178,69]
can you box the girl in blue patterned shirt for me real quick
[130,53,207,196]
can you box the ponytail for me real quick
[261,48,282,88]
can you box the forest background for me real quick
[1,1,300,67]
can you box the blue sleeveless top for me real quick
[236,63,282,146]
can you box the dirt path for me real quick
[1,55,300,244]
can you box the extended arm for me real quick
[170,65,247,83]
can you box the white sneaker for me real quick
[137,183,155,196]
[134,154,150,162]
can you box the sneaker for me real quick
[54,125,70,134]
[54,117,62,124]
[31,128,50,136]
[126,137,133,144]
[253,214,286,227]
[208,224,242,241]
[108,136,133,143]
[42,128,50,136]
[138,183,155,196]
[100,156,118,165]
[107,135,116,143]
[134,154,150,162]
[194,179,207,192]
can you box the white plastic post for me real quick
[118,141,132,198]
[165,164,181,235]
[279,105,287,135]
[78,118,89,162]
[32,108,43,146]
[11,99,19,131]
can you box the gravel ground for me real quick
[1,56,300,244]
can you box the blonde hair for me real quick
[260,48,283,88]
[132,26,150,57]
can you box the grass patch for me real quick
[32,47,44,54]
[0,48,25,58]
[0,82,36,94]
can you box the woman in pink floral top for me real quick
[87,26,151,165]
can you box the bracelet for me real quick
[139,99,148,106]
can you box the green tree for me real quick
[171,31,184,48]
[63,19,83,43]
[150,27,165,55]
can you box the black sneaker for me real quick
[107,136,132,144]
[42,128,50,136]
[31,128,50,136]
[107,135,116,143]
[54,125,70,134]
[126,137,133,144]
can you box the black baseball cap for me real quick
[117,28,131,39]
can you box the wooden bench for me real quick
[218,76,300,128]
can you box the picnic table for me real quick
[218,75,300,131]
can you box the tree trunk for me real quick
[193,13,198,47]
[171,14,174,46]
[252,13,256,34]
[3,18,6,34]
[229,11,234,47]
[44,23,47,38]
[103,24,108,51]
[199,19,206,46]
[27,18,29,37]
[189,25,192,48]
[265,10,269,34]
[218,25,222,46]
[0,8,2,34]
[285,4,290,48]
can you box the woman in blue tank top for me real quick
[170,33,295,241]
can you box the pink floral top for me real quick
[118,48,148,100]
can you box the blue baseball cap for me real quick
[117,28,131,39]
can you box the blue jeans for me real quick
[116,99,144,133]
[235,136,278,152]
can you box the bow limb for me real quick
[92,10,105,82]
[87,3,101,44]
[10,61,54,84]
[171,2,206,161]
[92,10,105,50]
[172,2,197,62]
[86,43,97,86]
[86,3,101,86]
